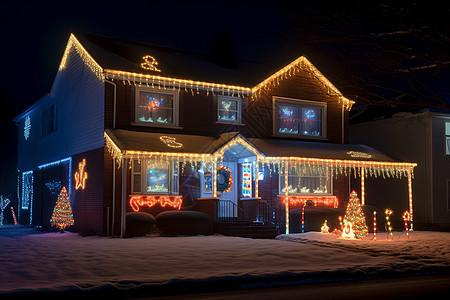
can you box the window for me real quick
[279,164,331,195]
[274,97,325,138]
[132,159,179,194]
[42,104,57,137]
[218,96,241,123]
[446,122,450,155]
[135,87,178,126]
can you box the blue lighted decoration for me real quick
[38,157,72,196]
[24,116,31,140]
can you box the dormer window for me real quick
[217,96,242,123]
[135,87,179,127]
[274,97,326,139]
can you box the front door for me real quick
[219,162,237,218]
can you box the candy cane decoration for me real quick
[403,211,411,239]
[10,207,17,225]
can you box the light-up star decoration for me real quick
[141,55,161,72]
[74,159,88,190]
[160,136,183,148]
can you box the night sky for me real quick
[0,1,449,198]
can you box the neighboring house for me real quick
[14,33,417,236]
[350,110,450,229]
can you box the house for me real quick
[350,109,450,229]
[14,33,417,237]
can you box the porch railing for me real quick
[217,200,245,223]
[256,200,276,224]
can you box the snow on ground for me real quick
[0,228,449,296]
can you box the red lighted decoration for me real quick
[129,195,183,212]
[281,195,339,208]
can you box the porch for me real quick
[104,129,417,237]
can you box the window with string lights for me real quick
[135,87,179,127]
[279,164,332,195]
[131,159,179,195]
[274,97,326,139]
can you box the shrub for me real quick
[126,212,156,237]
[156,210,210,236]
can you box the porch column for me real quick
[120,158,127,237]
[285,161,289,234]
[213,159,218,198]
[361,167,365,206]
[255,161,259,198]
[408,167,414,231]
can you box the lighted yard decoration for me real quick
[10,207,17,225]
[403,211,411,239]
[74,158,88,190]
[321,220,329,233]
[373,211,377,240]
[50,187,74,231]
[343,191,368,238]
[385,209,393,240]
[341,220,355,239]
[0,196,11,225]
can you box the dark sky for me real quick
[0,0,449,197]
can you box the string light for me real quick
[280,195,339,208]
[50,187,74,231]
[385,209,393,240]
[10,207,17,225]
[129,195,182,212]
[403,211,411,239]
[373,211,377,241]
[217,165,233,193]
[74,159,88,190]
[140,55,161,72]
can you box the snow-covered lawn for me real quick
[0,228,449,296]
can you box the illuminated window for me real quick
[446,122,450,155]
[42,104,57,137]
[218,96,241,123]
[135,87,178,126]
[279,164,331,195]
[274,98,325,138]
[132,159,179,195]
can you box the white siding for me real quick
[17,45,104,171]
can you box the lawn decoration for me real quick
[403,211,411,239]
[385,209,393,240]
[50,187,74,231]
[373,211,377,240]
[343,191,368,238]
[341,220,355,239]
[0,196,11,225]
[321,220,329,233]
[10,207,17,225]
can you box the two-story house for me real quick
[14,33,417,236]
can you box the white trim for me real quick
[447,179,450,212]
[217,95,242,124]
[134,86,179,128]
[272,96,327,139]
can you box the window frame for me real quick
[217,95,243,124]
[445,122,450,155]
[134,86,180,128]
[278,165,332,196]
[131,159,179,195]
[273,97,327,139]
[41,103,57,137]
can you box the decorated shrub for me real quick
[126,212,156,237]
[156,210,210,236]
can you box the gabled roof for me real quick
[58,33,354,109]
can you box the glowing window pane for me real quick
[147,164,169,193]
[278,105,299,134]
[218,97,240,122]
[302,107,322,136]
[137,91,174,124]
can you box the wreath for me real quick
[217,165,233,193]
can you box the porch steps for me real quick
[214,221,279,239]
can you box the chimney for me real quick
[210,29,234,68]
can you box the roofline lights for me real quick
[59,33,354,110]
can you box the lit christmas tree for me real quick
[343,190,368,238]
[50,187,74,231]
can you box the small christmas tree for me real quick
[343,190,368,238]
[50,187,74,231]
